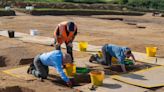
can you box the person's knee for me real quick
[41,75,48,79]
[31,67,48,79]
[31,70,40,78]
[37,72,48,79]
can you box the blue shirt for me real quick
[106,44,130,64]
[39,50,69,82]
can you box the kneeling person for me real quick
[27,48,72,86]
[90,44,136,72]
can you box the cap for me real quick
[67,21,75,32]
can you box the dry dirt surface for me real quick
[0,12,164,92]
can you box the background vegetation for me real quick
[1,0,164,11]
[15,0,164,9]
[127,0,164,10]
[15,0,113,3]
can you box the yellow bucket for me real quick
[90,70,104,86]
[112,57,117,62]
[64,64,76,77]
[98,51,103,58]
[146,47,157,57]
[78,42,88,51]
[98,51,117,62]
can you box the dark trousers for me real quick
[65,42,73,61]
[32,54,49,79]
[54,39,73,62]
[101,44,112,66]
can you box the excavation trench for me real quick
[0,86,35,92]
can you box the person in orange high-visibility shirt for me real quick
[54,21,77,62]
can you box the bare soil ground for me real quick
[0,12,163,92]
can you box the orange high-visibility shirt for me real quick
[54,21,77,44]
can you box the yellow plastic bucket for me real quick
[146,47,157,57]
[64,64,76,77]
[112,57,117,62]
[78,42,88,51]
[98,51,103,58]
[90,70,104,86]
[98,51,117,62]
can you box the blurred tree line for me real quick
[117,0,164,10]
[0,0,15,6]
[15,0,164,10]
[1,0,164,10]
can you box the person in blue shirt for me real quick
[89,44,136,72]
[27,46,72,87]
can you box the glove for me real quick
[55,43,61,50]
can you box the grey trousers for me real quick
[99,44,112,66]
[32,54,49,79]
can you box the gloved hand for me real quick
[55,43,61,50]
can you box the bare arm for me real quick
[54,26,60,39]
[54,26,63,46]
[120,64,127,73]
[130,53,136,64]
[118,57,127,73]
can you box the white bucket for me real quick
[25,6,30,10]
[29,6,34,10]
[30,29,38,36]
[26,6,34,10]
[5,6,11,11]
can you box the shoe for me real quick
[39,77,44,82]
[89,54,96,63]
[27,66,32,74]
[27,63,35,74]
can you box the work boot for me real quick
[27,63,35,74]
[39,77,44,82]
[27,67,32,74]
[89,54,96,63]
[89,54,100,63]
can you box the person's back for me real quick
[37,50,70,81]
[90,44,135,73]
[27,49,73,87]
[39,50,70,82]
[39,50,63,67]
[107,44,130,62]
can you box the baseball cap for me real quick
[67,21,75,32]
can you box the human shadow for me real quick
[122,73,147,80]
[46,74,68,87]
[101,83,122,89]
[47,74,82,87]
